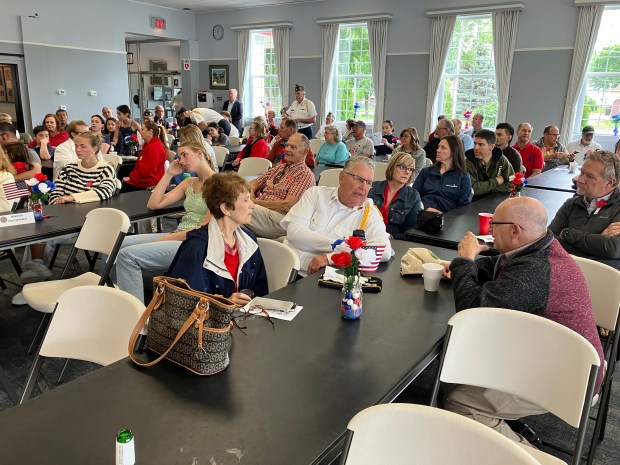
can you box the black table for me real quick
[0,191,183,250]
[0,240,457,464]
[525,166,579,193]
[405,189,574,249]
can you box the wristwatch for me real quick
[560,228,569,239]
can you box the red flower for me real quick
[131,134,138,141]
[346,236,366,250]
[85,182,93,188]
[596,199,608,209]
[331,252,352,267]
[34,173,48,182]
[512,172,525,185]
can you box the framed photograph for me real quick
[150,75,171,86]
[150,60,167,72]
[3,67,13,103]
[173,78,179,87]
[0,67,6,103]
[209,65,229,90]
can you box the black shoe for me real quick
[506,419,542,447]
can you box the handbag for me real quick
[128,276,237,375]
[416,210,444,234]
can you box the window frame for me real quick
[246,29,282,120]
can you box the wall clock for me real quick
[213,25,224,40]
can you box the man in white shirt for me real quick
[176,107,232,136]
[566,125,602,164]
[287,84,317,140]
[345,120,375,157]
[281,156,391,276]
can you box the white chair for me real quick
[340,404,543,465]
[430,307,601,465]
[241,126,251,139]
[229,136,241,146]
[257,238,300,291]
[373,162,388,182]
[103,153,123,173]
[22,208,131,354]
[166,133,174,147]
[425,157,433,167]
[318,168,342,187]
[20,286,144,403]
[212,145,230,169]
[310,138,325,154]
[238,158,272,176]
[571,256,620,464]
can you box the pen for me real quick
[42,215,54,219]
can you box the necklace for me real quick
[221,231,236,247]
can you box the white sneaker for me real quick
[20,259,53,284]
[11,291,27,306]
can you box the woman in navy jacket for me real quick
[168,172,268,306]
[412,135,472,213]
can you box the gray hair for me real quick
[439,119,455,135]
[344,155,374,172]
[324,124,341,143]
[586,150,620,185]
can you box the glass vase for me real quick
[29,198,44,221]
[341,278,363,320]
[509,190,521,198]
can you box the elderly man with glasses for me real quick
[281,156,392,276]
[533,125,572,171]
[443,196,604,445]
[423,118,454,163]
[550,149,620,259]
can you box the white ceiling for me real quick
[135,0,322,14]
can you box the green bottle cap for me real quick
[182,173,191,179]
[117,429,133,444]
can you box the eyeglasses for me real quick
[343,171,373,187]
[397,164,415,173]
[489,220,525,230]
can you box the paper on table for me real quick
[243,297,303,321]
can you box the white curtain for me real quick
[560,4,604,145]
[237,29,250,121]
[367,20,389,131]
[320,23,339,124]
[492,10,519,124]
[424,15,456,138]
[274,27,290,110]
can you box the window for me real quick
[437,15,498,128]
[330,24,375,124]
[576,7,620,136]
[247,30,282,118]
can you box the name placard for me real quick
[0,212,35,228]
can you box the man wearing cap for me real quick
[176,107,232,136]
[287,84,317,140]
[345,120,374,158]
[567,125,602,165]
[222,89,243,134]
[512,122,544,178]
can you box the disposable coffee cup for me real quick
[422,263,444,292]
[478,213,493,235]
[386,153,392,160]
[569,162,577,173]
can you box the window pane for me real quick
[249,30,282,118]
[439,15,498,128]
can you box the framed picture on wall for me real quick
[209,65,228,90]
[150,60,167,72]
[3,67,14,103]
[0,67,6,103]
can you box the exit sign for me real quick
[151,17,166,30]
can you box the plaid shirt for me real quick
[254,160,315,202]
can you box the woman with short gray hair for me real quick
[316,125,349,166]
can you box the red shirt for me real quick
[223,242,240,292]
[28,130,69,149]
[513,142,544,178]
[379,182,397,226]
[127,137,167,189]
[235,137,269,163]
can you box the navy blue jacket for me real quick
[167,222,269,298]
[412,165,472,213]
[368,180,422,240]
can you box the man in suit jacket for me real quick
[222,88,243,134]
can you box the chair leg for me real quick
[56,359,70,385]
[48,244,61,270]
[7,249,22,275]
[19,355,44,404]
[27,313,51,355]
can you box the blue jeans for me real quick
[115,233,182,303]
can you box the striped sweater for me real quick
[48,160,116,204]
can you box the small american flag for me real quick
[3,181,30,200]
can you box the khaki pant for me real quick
[444,385,547,445]
[247,205,286,239]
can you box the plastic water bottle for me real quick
[116,428,135,465]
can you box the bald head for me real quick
[451,118,462,135]
[496,197,547,240]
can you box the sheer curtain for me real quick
[492,10,519,124]
[237,29,250,118]
[368,20,389,130]
[320,23,339,125]
[560,4,604,145]
[273,27,290,110]
[425,15,456,138]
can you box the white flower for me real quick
[355,248,376,266]
[333,242,352,254]
[38,183,51,194]
[25,178,39,187]
[508,175,516,182]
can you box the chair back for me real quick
[212,146,230,169]
[373,162,388,182]
[103,153,122,172]
[257,238,300,291]
[74,208,131,256]
[229,136,241,146]
[433,307,600,427]
[425,157,433,167]
[166,133,174,147]
[318,168,342,187]
[40,286,144,365]
[242,126,251,139]
[571,255,620,331]
[238,158,272,176]
[341,404,541,465]
[310,138,325,154]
